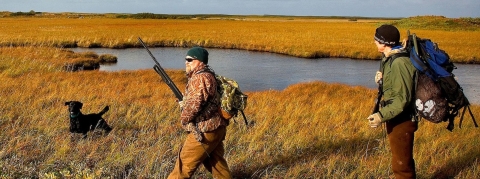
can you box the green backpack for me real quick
[215,74,249,125]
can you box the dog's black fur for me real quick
[65,101,112,138]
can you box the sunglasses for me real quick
[185,57,195,62]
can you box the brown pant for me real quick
[386,117,418,179]
[168,125,231,179]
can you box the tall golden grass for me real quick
[1,45,479,178]
[1,15,480,178]
[0,17,479,63]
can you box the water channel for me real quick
[72,47,480,104]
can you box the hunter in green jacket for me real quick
[378,48,417,121]
[367,24,418,179]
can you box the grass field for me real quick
[1,15,480,63]
[0,15,479,178]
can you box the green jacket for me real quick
[379,50,417,122]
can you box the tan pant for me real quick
[386,117,418,179]
[168,125,231,179]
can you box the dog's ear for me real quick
[65,101,71,106]
[79,103,83,109]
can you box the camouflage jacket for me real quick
[181,64,228,132]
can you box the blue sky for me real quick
[2,0,479,18]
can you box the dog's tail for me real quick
[98,106,110,116]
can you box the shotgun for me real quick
[137,37,183,101]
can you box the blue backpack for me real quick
[405,31,477,131]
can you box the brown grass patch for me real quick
[0,47,479,178]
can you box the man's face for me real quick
[374,40,386,53]
[185,58,201,73]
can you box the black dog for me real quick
[65,101,112,138]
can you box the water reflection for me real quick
[72,47,480,104]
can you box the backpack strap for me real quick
[458,105,479,129]
[391,52,409,59]
[197,68,250,127]
[412,70,419,122]
[391,52,419,122]
[239,110,248,128]
[389,52,410,66]
[409,48,431,75]
[467,105,479,127]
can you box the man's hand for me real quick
[367,113,383,128]
[375,71,382,85]
[177,100,185,109]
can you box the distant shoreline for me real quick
[0,10,405,20]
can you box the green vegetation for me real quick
[392,16,480,31]
[116,13,197,19]
[9,10,37,17]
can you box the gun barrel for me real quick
[138,37,183,101]
[153,65,183,100]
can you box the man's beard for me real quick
[186,63,193,74]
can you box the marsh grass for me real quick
[0,46,120,75]
[1,47,479,178]
[1,16,479,63]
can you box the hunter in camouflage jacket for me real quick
[181,63,229,133]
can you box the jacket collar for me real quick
[384,45,407,59]
[187,63,211,77]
